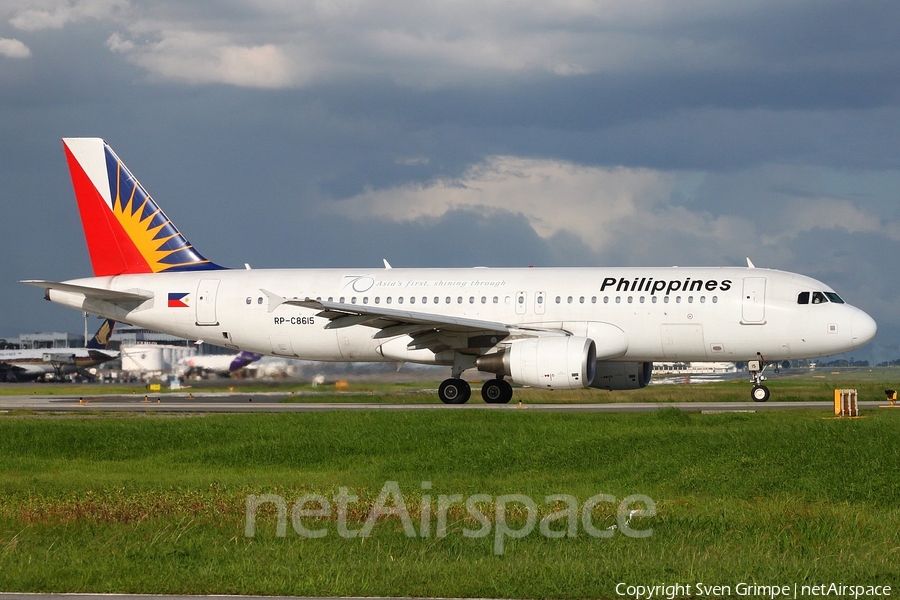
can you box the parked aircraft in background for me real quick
[23,139,877,402]
[0,318,117,382]
[177,351,262,378]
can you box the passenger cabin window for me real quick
[798,292,810,304]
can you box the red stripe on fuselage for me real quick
[64,143,152,276]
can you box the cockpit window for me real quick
[825,292,844,304]
[811,292,827,304]
[797,292,809,304]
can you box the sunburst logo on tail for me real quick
[105,146,219,273]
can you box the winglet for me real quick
[62,138,224,276]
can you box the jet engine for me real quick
[476,336,596,390]
[589,361,653,390]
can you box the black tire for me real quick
[751,385,770,402]
[482,379,513,404]
[439,378,471,404]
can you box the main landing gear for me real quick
[437,376,513,404]
[438,378,471,404]
[748,356,770,402]
[481,378,513,404]
[439,356,511,405]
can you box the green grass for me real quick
[1,406,899,597]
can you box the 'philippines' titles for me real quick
[600,277,733,296]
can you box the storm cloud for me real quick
[1,0,898,361]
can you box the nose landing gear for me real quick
[748,356,770,402]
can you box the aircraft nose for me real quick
[851,309,877,349]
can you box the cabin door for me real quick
[741,277,767,324]
[195,279,220,326]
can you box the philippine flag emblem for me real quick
[168,292,190,308]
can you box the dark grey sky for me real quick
[1,1,897,362]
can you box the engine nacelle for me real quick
[476,336,596,390]
[590,361,653,390]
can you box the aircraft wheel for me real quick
[482,379,513,404]
[439,378,471,404]
[751,385,770,403]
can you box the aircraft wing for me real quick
[0,361,39,381]
[20,280,153,303]
[261,290,565,353]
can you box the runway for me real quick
[0,391,885,413]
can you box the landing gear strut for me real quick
[748,356,770,402]
[439,358,474,404]
[481,378,513,404]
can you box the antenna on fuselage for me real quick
[746,257,756,268]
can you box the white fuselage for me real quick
[45,266,875,367]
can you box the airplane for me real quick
[0,318,118,382]
[177,350,263,378]
[22,138,877,403]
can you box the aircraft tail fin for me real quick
[86,318,117,350]
[230,351,263,372]
[62,138,224,276]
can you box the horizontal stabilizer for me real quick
[20,280,153,302]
